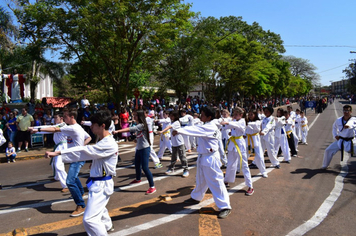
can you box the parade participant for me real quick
[46,110,118,235]
[284,111,298,157]
[33,113,69,192]
[295,109,302,142]
[299,111,308,145]
[211,110,228,167]
[274,109,291,163]
[144,110,163,169]
[245,110,268,178]
[156,111,172,159]
[29,108,92,217]
[158,111,189,177]
[220,109,231,150]
[260,107,280,169]
[322,105,356,169]
[287,106,299,151]
[173,106,232,218]
[221,107,254,195]
[114,110,157,194]
[179,109,194,153]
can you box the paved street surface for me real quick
[1,100,356,236]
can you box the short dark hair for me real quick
[170,111,180,122]
[63,108,78,119]
[90,110,112,130]
[343,105,352,111]
[201,106,215,120]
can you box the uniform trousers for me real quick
[225,148,252,187]
[261,134,280,166]
[246,135,267,175]
[52,155,68,188]
[83,179,113,236]
[149,132,160,165]
[274,135,291,162]
[322,141,346,168]
[157,134,172,159]
[191,152,231,210]
[182,134,191,151]
[301,127,308,143]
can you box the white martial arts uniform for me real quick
[146,117,160,165]
[179,114,194,151]
[223,118,253,187]
[212,118,228,166]
[176,121,231,210]
[245,120,267,176]
[221,117,232,150]
[322,117,356,168]
[157,117,172,158]
[295,114,302,141]
[261,115,280,166]
[274,117,291,162]
[289,111,299,150]
[300,117,309,144]
[37,123,68,188]
[61,135,118,236]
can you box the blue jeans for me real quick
[135,147,154,187]
[7,130,17,144]
[66,161,85,207]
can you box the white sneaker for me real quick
[262,173,268,178]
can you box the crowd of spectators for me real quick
[0,94,334,152]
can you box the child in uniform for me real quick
[274,109,291,163]
[173,106,232,219]
[159,111,189,177]
[156,111,172,159]
[221,107,254,196]
[46,111,118,235]
[300,111,308,145]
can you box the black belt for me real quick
[340,137,354,161]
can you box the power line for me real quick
[317,63,350,74]
[284,45,356,48]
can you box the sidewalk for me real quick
[0,146,53,163]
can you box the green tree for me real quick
[343,63,356,93]
[38,0,195,104]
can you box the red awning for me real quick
[45,97,72,108]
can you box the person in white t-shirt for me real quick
[81,95,90,109]
[29,109,92,217]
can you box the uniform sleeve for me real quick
[261,118,274,134]
[332,119,339,137]
[61,142,118,163]
[276,117,286,125]
[247,120,261,133]
[224,120,246,133]
[176,125,218,138]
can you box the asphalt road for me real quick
[1,100,356,236]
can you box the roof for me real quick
[45,97,72,108]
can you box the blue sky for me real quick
[187,0,356,86]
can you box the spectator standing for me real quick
[16,107,34,152]
[119,107,130,142]
[6,112,17,144]
[27,98,36,115]
[81,95,90,109]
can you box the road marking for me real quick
[0,158,198,215]
[287,101,349,236]
[199,194,222,236]
[0,190,186,236]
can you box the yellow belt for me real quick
[247,132,259,154]
[161,130,170,141]
[226,136,243,171]
[302,124,307,127]
[286,130,292,138]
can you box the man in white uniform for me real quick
[46,110,118,235]
[322,105,356,169]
